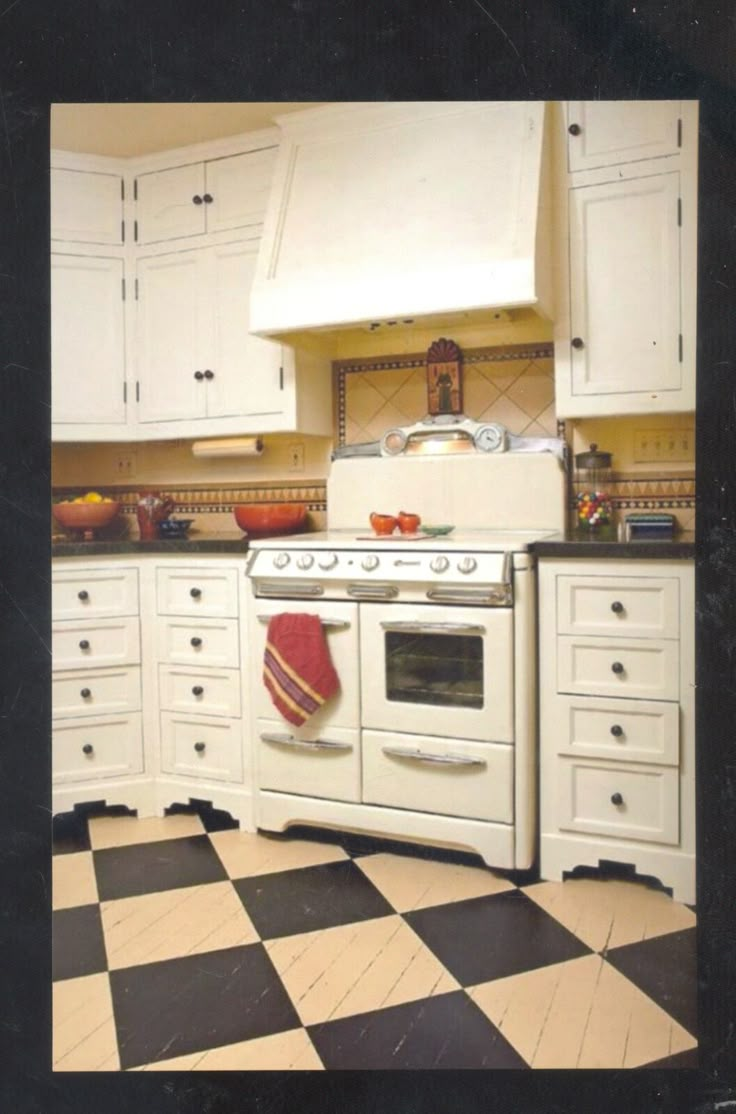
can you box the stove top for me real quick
[250,528,559,553]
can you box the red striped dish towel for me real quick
[263,613,340,726]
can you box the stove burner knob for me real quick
[457,556,478,575]
[362,554,380,572]
[318,553,338,571]
[273,552,291,570]
[296,554,314,570]
[430,555,450,574]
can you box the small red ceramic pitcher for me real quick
[397,511,421,535]
[370,512,398,536]
[137,492,176,540]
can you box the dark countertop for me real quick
[531,528,695,560]
[51,531,251,558]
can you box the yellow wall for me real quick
[570,413,695,475]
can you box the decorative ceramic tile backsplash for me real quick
[335,343,557,445]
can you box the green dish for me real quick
[419,525,455,536]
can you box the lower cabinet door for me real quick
[160,712,243,783]
[362,730,514,823]
[158,664,242,717]
[53,713,143,783]
[557,636,679,701]
[256,718,360,802]
[557,757,679,845]
[53,666,141,718]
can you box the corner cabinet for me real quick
[538,557,695,904]
[553,101,697,417]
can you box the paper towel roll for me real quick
[191,437,264,458]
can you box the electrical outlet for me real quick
[288,442,305,472]
[113,451,137,478]
[634,429,694,463]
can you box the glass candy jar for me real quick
[574,443,613,528]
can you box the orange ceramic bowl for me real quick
[233,503,307,537]
[53,501,120,530]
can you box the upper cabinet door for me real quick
[568,172,682,400]
[206,241,285,419]
[136,164,206,244]
[566,101,681,173]
[205,148,278,237]
[51,254,126,424]
[136,250,208,422]
[51,169,123,245]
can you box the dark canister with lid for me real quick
[574,443,613,527]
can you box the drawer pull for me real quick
[80,687,91,699]
[611,661,625,675]
[568,122,581,136]
[194,741,206,753]
[382,746,487,769]
[260,731,352,753]
[610,601,624,614]
[190,587,202,598]
[610,724,624,737]
[79,639,90,650]
[347,584,399,601]
[571,336,585,350]
[611,792,624,806]
[77,590,89,601]
[82,743,94,755]
[192,685,204,696]
[190,636,203,647]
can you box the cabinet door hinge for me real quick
[134,219,138,242]
[136,381,140,402]
[679,334,683,362]
[121,179,125,201]
[677,117,682,148]
[279,366,284,390]
[677,198,682,227]
[133,178,138,201]
[123,381,127,403]
[135,278,139,300]
[121,220,125,243]
[121,277,126,301]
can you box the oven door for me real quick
[360,602,514,743]
[250,598,360,730]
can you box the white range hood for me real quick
[249,101,553,336]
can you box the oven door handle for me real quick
[425,587,512,605]
[382,746,487,768]
[346,584,399,600]
[256,614,350,629]
[260,732,353,753]
[379,620,486,635]
[255,582,324,598]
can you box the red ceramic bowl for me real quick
[53,501,121,531]
[233,503,307,537]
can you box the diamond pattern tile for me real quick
[51,814,698,1071]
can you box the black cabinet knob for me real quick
[571,336,585,350]
[80,688,91,699]
[79,639,90,650]
[190,636,202,647]
[611,661,624,675]
[192,194,203,205]
[192,685,204,696]
[610,724,624,737]
[203,193,213,204]
[611,792,624,806]
[194,370,205,381]
[190,587,202,598]
[194,741,206,753]
[611,601,624,614]
[77,590,89,601]
[203,369,214,380]
[568,122,581,136]
[82,743,94,755]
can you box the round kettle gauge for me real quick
[473,423,507,453]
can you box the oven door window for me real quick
[384,630,483,709]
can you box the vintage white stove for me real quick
[245,447,566,871]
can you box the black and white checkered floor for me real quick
[52,809,698,1071]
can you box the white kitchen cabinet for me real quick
[538,558,695,904]
[135,147,277,244]
[51,168,124,245]
[51,253,127,426]
[566,101,681,173]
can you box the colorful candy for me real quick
[576,490,612,527]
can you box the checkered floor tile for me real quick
[52,811,698,1071]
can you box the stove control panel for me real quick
[430,555,450,574]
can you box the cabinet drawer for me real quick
[53,666,141,718]
[362,730,513,824]
[157,617,240,668]
[551,694,679,765]
[53,713,143,783]
[557,575,679,639]
[53,567,139,619]
[53,617,140,671]
[557,757,679,845]
[160,712,243,783]
[156,567,239,618]
[557,636,679,701]
[158,665,241,717]
[257,718,360,803]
